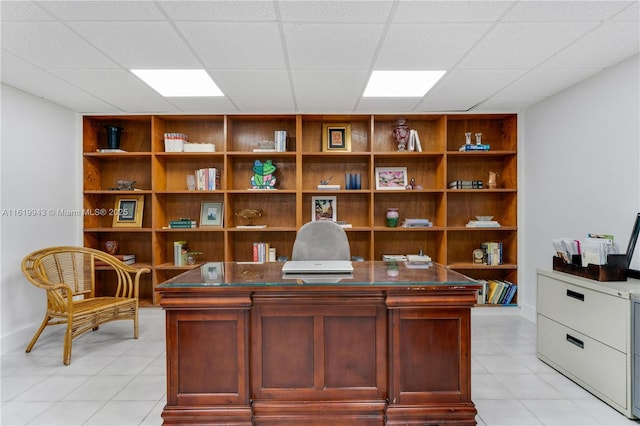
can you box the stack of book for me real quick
[195,168,221,190]
[95,253,135,266]
[466,220,501,228]
[448,180,484,189]
[459,143,490,151]
[481,241,503,265]
[402,218,432,228]
[480,279,517,304]
[170,218,197,228]
[252,241,271,262]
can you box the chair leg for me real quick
[133,311,139,339]
[63,317,73,366]
[25,315,50,353]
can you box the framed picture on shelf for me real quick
[311,196,337,222]
[201,262,224,284]
[375,167,408,190]
[112,195,144,228]
[200,202,223,226]
[322,123,352,152]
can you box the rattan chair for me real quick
[21,246,150,365]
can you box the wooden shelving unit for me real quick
[83,113,518,305]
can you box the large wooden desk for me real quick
[156,261,480,425]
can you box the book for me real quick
[95,254,136,266]
[236,224,267,229]
[170,219,197,228]
[317,184,341,190]
[402,218,432,228]
[466,220,501,228]
[252,241,270,262]
[458,144,490,151]
[382,254,407,262]
[96,148,127,153]
[252,148,277,152]
[448,180,484,189]
[195,168,221,190]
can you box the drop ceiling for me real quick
[1,0,638,114]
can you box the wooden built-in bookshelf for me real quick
[83,114,518,306]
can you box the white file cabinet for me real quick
[537,269,640,419]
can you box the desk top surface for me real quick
[156,261,479,291]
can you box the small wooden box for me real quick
[552,254,627,282]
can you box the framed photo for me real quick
[375,167,408,190]
[112,195,144,228]
[200,202,224,226]
[201,262,224,284]
[311,196,337,222]
[322,123,352,152]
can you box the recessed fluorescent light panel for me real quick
[363,70,446,97]
[131,69,224,97]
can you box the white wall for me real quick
[520,54,640,320]
[0,84,81,353]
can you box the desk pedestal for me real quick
[159,287,477,425]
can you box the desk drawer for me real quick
[537,314,627,409]
[537,275,627,351]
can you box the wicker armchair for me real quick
[21,246,150,365]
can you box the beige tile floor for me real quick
[2,308,639,425]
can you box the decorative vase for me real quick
[392,118,410,151]
[386,208,399,227]
[105,126,123,150]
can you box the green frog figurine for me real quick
[250,160,277,189]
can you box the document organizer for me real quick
[552,254,627,282]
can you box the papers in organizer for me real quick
[552,238,580,263]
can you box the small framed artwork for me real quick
[200,202,224,226]
[112,195,144,228]
[322,123,352,152]
[201,262,224,284]
[311,196,337,222]
[375,167,408,190]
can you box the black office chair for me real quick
[291,221,351,260]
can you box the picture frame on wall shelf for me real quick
[312,196,337,222]
[112,195,144,228]
[375,167,408,190]
[201,262,224,284]
[200,202,224,227]
[322,123,352,152]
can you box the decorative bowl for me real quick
[475,215,493,221]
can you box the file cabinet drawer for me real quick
[537,314,627,409]
[537,274,627,351]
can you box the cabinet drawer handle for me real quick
[566,334,584,349]
[566,289,584,301]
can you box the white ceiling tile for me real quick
[498,68,602,98]
[612,2,639,21]
[176,22,285,69]
[475,96,545,113]
[1,68,112,108]
[0,49,37,68]
[542,21,640,69]
[393,1,512,23]
[279,1,393,23]
[112,97,182,114]
[458,22,598,68]
[159,1,277,21]
[291,70,368,98]
[164,97,239,114]
[231,97,295,113]
[47,69,160,98]
[502,1,633,22]
[39,1,166,21]
[415,97,488,112]
[375,23,493,69]
[428,69,527,98]
[212,69,291,97]
[284,23,384,69]
[355,98,422,113]
[296,98,358,113]
[68,21,202,68]
[1,22,118,68]
[0,1,54,21]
